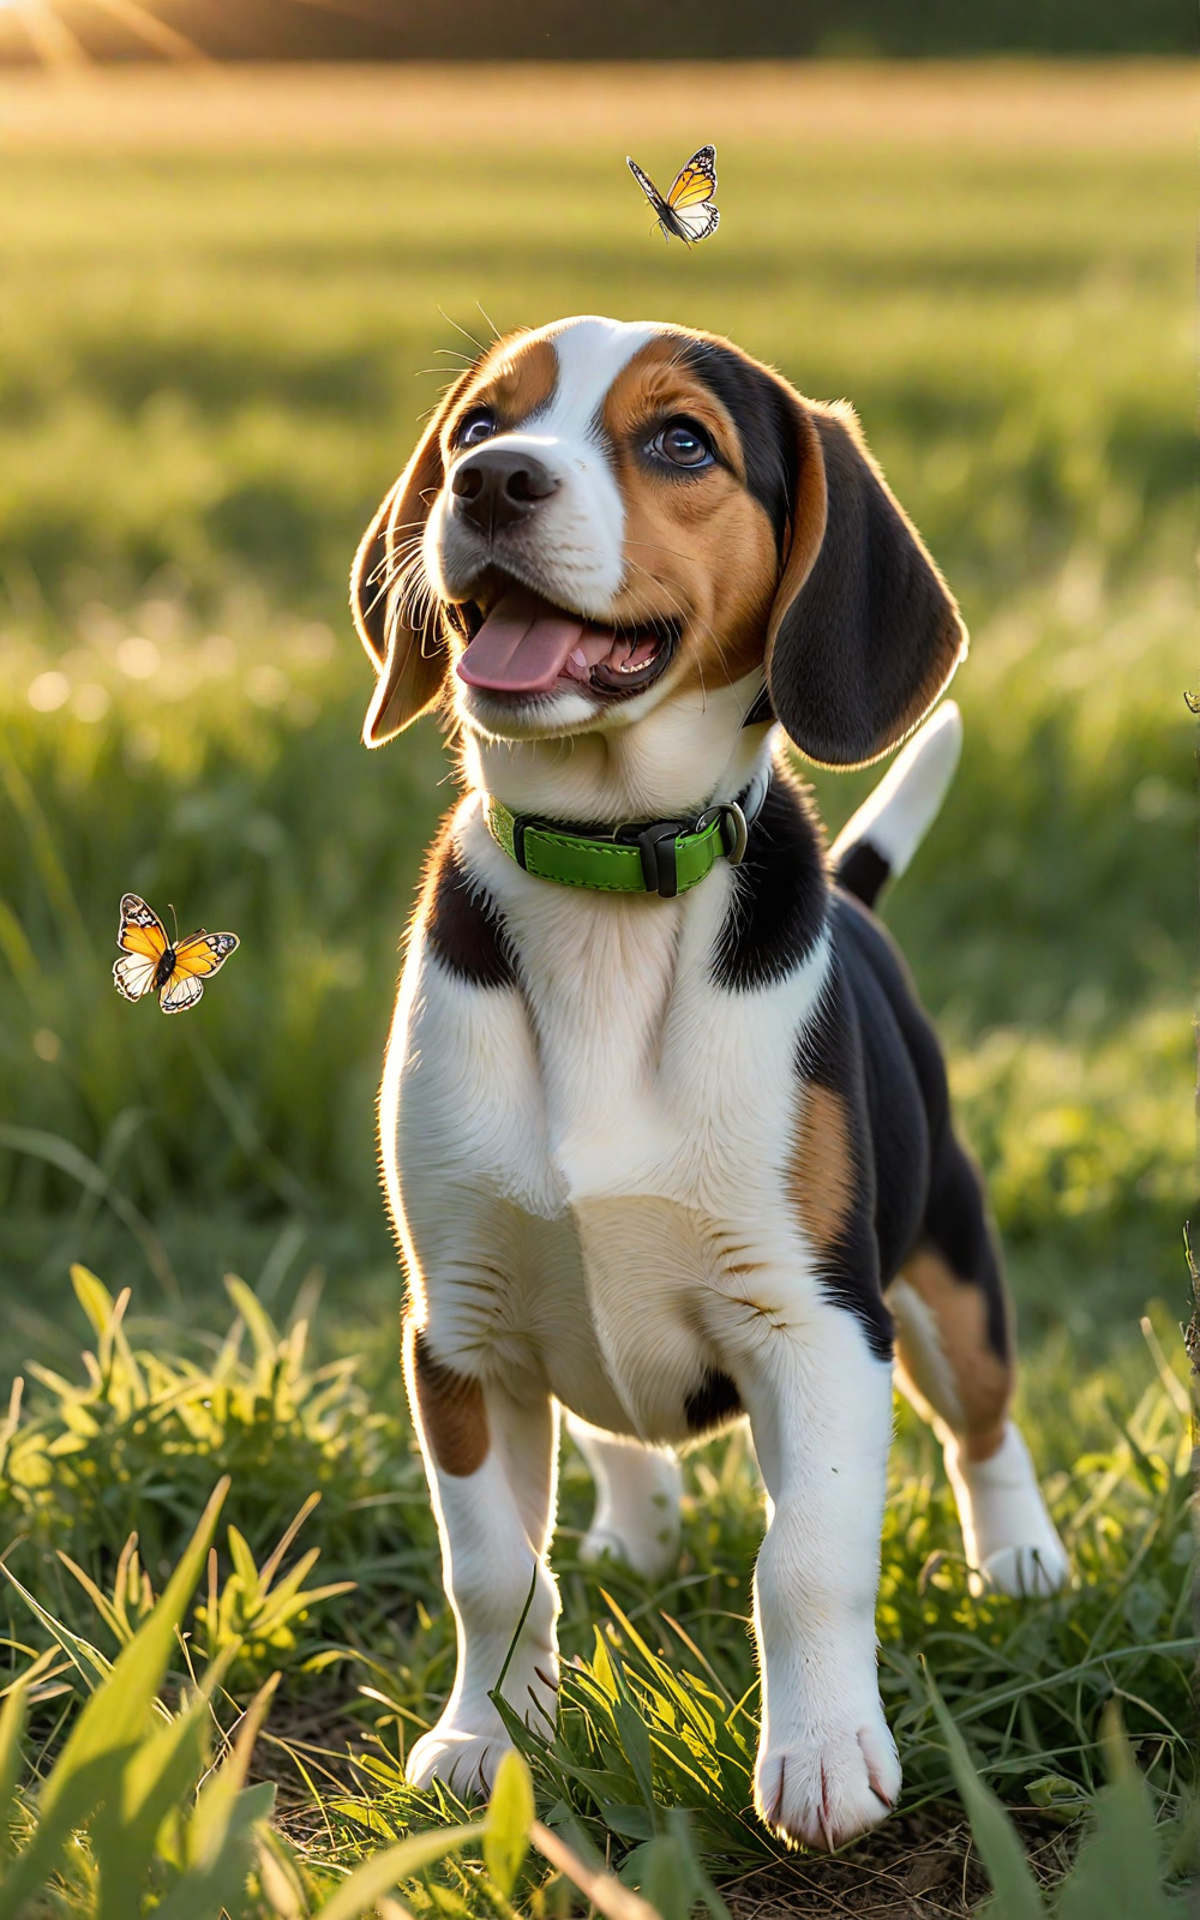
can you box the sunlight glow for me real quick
[5,0,204,64]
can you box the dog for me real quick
[350,316,1068,1850]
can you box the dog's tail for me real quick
[829,701,963,910]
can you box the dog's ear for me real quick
[763,397,967,769]
[351,370,475,747]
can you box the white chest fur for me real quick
[383,796,831,1441]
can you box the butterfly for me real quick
[626,144,719,245]
[113,894,239,1015]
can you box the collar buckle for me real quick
[632,820,688,898]
[510,814,531,871]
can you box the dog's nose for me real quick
[450,447,559,534]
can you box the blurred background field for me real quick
[0,59,1193,1905]
[0,61,1190,1356]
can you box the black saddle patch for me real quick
[794,957,896,1362]
[684,1368,742,1434]
[711,772,828,994]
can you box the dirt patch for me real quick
[721,1809,1075,1918]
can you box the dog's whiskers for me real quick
[437,306,490,357]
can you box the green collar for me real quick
[484,770,769,899]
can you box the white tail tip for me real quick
[830,701,963,882]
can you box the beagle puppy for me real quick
[351,316,1068,1851]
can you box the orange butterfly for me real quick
[113,894,239,1015]
[626,145,719,245]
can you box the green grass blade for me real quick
[101,1665,273,1920]
[93,1694,212,1920]
[0,1479,228,1912]
[185,1670,279,1857]
[663,1809,730,1920]
[0,1680,29,1863]
[600,1637,656,1815]
[633,1811,730,1920]
[225,1274,283,1383]
[0,1565,115,1692]
[1055,1705,1183,1920]
[311,1822,486,1920]
[68,1264,116,1344]
[530,1818,660,1920]
[926,1670,1046,1920]
[151,1779,276,1920]
[483,1748,534,1898]
[228,1525,263,1599]
[55,1551,130,1648]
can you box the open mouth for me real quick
[453,586,680,701]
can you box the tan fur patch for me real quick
[789,1083,856,1252]
[410,1324,489,1477]
[893,1248,1012,1462]
[600,334,778,698]
[443,334,558,447]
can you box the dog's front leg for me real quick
[745,1306,900,1850]
[404,1325,560,1799]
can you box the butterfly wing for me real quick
[672,202,720,242]
[158,929,239,1014]
[114,952,161,1001]
[117,893,169,961]
[114,894,169,1000]
[627,155,670,222]
[159,972,206,1014]
[667,145,717,209]
[664,145,719,244]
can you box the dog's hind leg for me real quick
[888,1139,1069,1597]
[565,1415,681,1581]
[403,1321,561,1798]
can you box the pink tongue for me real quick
[457,588,607,694]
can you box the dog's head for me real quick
[352,316,966,769]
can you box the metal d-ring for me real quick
[720,801,749,866]
[695,800,749,867]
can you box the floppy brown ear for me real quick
[351,370,475,747]
[764,398,967,769]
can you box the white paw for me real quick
[948,1423,1071,1599]
[579,1519,679,1582]
[977,1541,1070,1598]
[754,1713,901,1851]
[406,1657,559,1798]
[406,1724,512,1800]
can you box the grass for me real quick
[0,1267,1193,1914]
[0,59,1194,1915]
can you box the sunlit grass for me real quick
[1,1269,1192,1910]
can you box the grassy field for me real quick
[0,61,1194,1916]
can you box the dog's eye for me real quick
[648,418,715,471]
[456,409,498,449]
